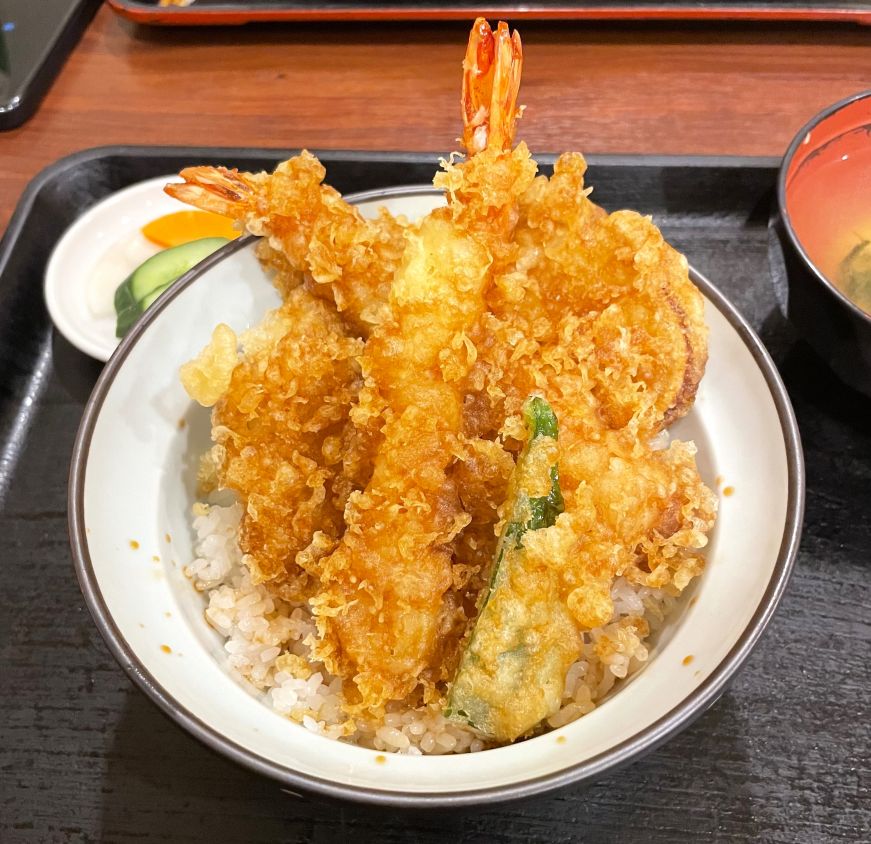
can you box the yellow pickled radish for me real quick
[141,210,240,248]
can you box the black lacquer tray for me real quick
[0,147,868,841]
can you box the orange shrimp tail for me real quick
[164,166,256,218]
[461,18,523,155]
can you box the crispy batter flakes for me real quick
[180,323,238,408]
[179,147,715,720]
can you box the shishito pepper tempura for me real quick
[171,19,717,752]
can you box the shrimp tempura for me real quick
[310,22,538,711]
[167,152,407,335]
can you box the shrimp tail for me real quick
[164,166,257,218]
[461,19,523,155]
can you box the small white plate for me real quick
[44,175,188,361]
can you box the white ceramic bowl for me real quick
[69,187,804,806]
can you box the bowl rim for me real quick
[777,88,871,326]
[68,185,805,807]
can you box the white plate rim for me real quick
[43,174,185,361]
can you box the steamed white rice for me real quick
[185,500,677,755]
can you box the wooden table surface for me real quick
[2,7,870,235]
[2,8,871,844]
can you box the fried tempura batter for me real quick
[181,288,364,599]
[311,26,538,710]
[174,18,717,732]
[167,152,408,334]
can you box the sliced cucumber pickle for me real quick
[114,236,229,338]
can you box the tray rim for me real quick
[1,143,784,277]
[62,174,804,806]
[105,1,871,26]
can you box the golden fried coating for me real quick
[553,154,706,431]
[308,214,491,708]
[182,288,365,598]
[167,152,408,334]
[546,436,715,629]
[460,152,707,444]
[177,18,716,731]
[279,141,538,713]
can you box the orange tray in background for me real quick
[107,1,871,26]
